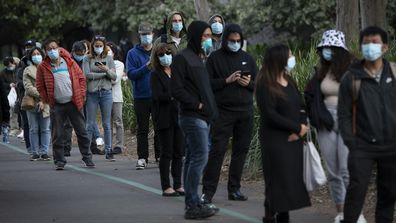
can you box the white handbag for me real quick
[303,125,327,192]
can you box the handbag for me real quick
[303,125,327,192]
[21,95,35,111]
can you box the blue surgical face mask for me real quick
[322,48,332,61]
[227,41,241,52]
[73,53,85,62]
[32,55,43,65]
[172,22,183,33]
[211,22,223,35]
[6,65,15,71]
[47,49,59,60]
[202,38,213,54]
[361,43,382,61]
[286,56,296,72]
[140,34,153,45]
[94,47,103,55]
[159,54,172,67]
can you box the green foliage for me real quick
[121,80,137,133]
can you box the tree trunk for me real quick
[360,0,388,29]
[336,0,360,45]
[194,0,210,21]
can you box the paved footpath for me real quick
[0,138,333,223]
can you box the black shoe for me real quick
[162,191,180,197]
[83,158,95,168]
[105,153,115,161]
[40,154,51,161]
[64,151,71,157]
[262,217,276,223]
[228,190,248,201]
[201,193,213,204]
[112,147,122,155]
[203,203,219,214]
[184,204,216,220]
[55,163,65,170]
[30,154,40,161]
[92,148,105,155]
[276,212,290,223]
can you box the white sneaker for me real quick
[334,213,344,223]
[136,159,147,170]
[96,137,104,146]
[357,215,367,223]
[17,130,24,138]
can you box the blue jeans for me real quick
[86,89,113,153]
[179,116,210,208]
[26,111,51,155]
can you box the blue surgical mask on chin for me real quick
[172,22,183,33]
[361,43,382,61]
[140,34,153,45]
[322,48,332,61]
[286,56,296,72]
[227,41,241,52]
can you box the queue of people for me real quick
[0,12,395,223]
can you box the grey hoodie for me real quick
[208,14,226,51]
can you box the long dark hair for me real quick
[318,47,352,82]
[255,44,292,99]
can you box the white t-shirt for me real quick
[111,60,125,103]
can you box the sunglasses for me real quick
[158,51,172,57]
[94,36,106,41]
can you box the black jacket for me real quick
[304,68,334,130]
[151,69,179,130]
[206,24,257,112]
[338,59,396,156]
[0,77,10,124]
[171,21,218,123]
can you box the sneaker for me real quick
[201,194,213,204]
[9,129,19,137]
[96,137,104,146]
[112,147,122,154]
[40,154,51,161]
[30,154,40,161]
[105,153,116,162]
[357,215,367,223]
[17,130,24,138]
[136,159,147,170]
[334,213,344,223]
[83,158,95,168]
[55,163,65,170]
[184,204,216,220]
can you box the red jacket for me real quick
[36,48,86,111]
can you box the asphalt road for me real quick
[0,138,333,223]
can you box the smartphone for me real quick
[95,61,106,66]
[240,70,250,77]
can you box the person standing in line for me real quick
[171,20,219,220]
[208,14,225,52]
[36,39,94,170]
[126,22,160,170]
[107,42,125,155]
[255,44,311,223]
[339,26,396,223]
[151,43,184,197]
[201,23,257,206]
[23,47,51,161]
[82,36,117,161]
[0,76,10,143]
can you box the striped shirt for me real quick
[51,58,73,103]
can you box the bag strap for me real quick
[352,74,361,136]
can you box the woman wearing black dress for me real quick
[151,43,184,197]
[255,44,311,223]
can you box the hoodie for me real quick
[208,14,225,51]
[126,44,152,99]
[150,11,188,68]
[206,24,257,112]
[171,21,218,123]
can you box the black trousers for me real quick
[134,99,160,160]
[202,109,253,197]
[51,102,92,165]
[158,123,184,190]
[20,110,30,149]
[63,117,98,153]
[343,153,396,223]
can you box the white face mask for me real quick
[285,56,296,72]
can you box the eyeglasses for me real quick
[94,36,106,41]
[158,51,172,57]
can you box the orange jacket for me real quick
[36,48,86,111]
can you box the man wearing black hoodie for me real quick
[201,24,257,205]
[171,21,218,220]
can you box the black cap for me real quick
[24,40,35,47]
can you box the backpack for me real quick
[352,62,396,135]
